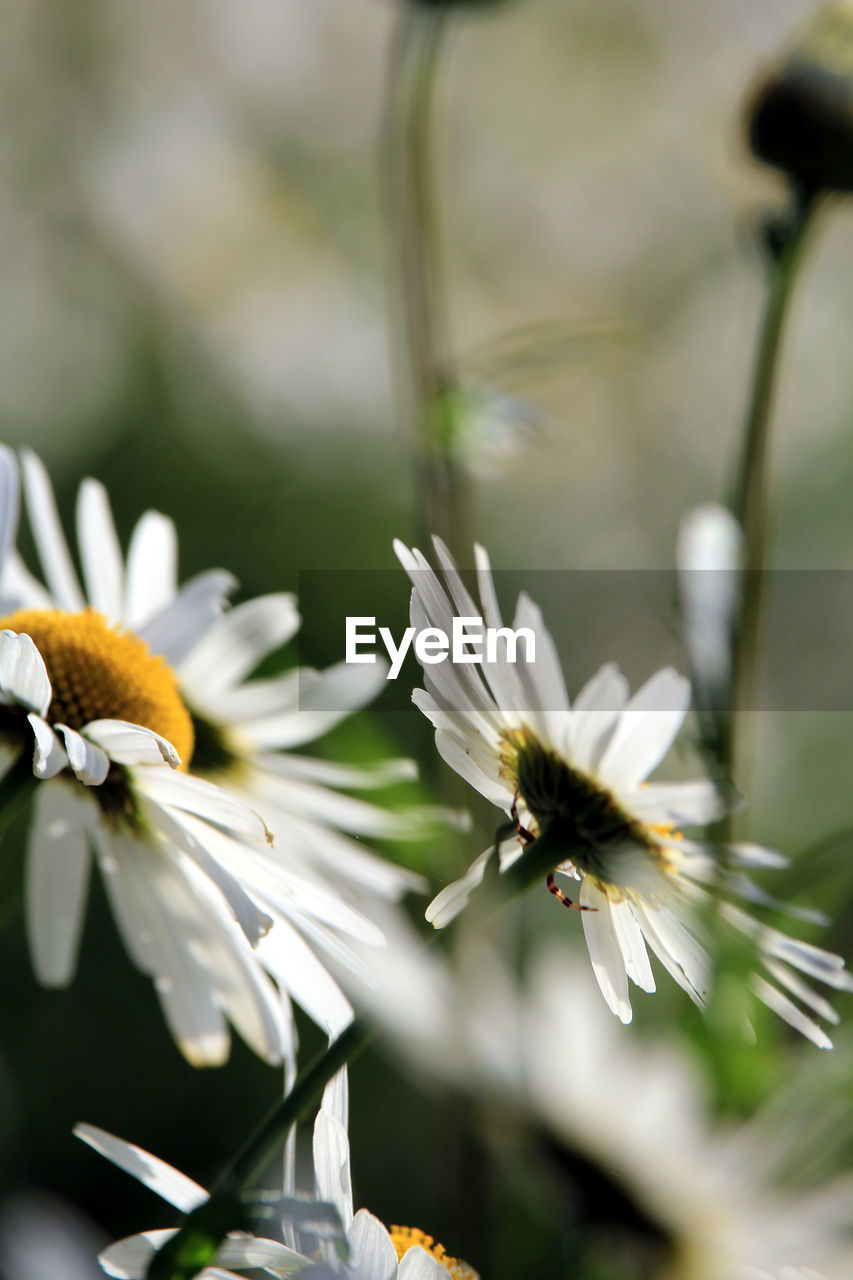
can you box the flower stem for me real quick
[725,188,818,783]
[385,3,473,557]
[145,812,579,1280]
[145,1019,371,1280]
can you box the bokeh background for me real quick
[3,1,853,1277]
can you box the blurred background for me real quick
[3,1,853,1277]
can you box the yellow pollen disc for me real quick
[0,608,194,769]
[388,1226,478,1280]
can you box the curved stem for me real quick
[385,4,473,557]
[145,812,576,1280]
[145,1019,371,1280]
[725,189,818,784]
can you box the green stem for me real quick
[145,1019,371,1280]
[386,4,473,557]
[725,189,818,785]
[145,814,578,1280]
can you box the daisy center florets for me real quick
[0,608,194,768]
[499,727,644,862]
[388,1226,478,1279]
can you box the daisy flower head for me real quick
[0,447,424,1066]
[75,1074,479,1280]
[393,536,853,1045]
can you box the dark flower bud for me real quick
[749,2,853,193]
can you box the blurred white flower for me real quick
[506,946,853,1280]
[676,503,744,738]
[394,536,852,1045]
[0,448,419,1066]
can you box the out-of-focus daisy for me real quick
[0,448,415,1066]
[481,944,853,1280]
[75,1081,479,1280]
[676,503,744,751]
[393,536,853,1045]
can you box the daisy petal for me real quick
[28,714,67,779]
[425,848,493,929]
[76,478,124,620]
[139,569,237,667]
[313,1111,353,1231]
[348,1210,398,1280]
[124,510,178,629]
[55,725,110,786]
[750,975,833,1050]
[398,1246,456,1280]
[73,1124,208,1212]
[94,831,231,1067]
[0,630,51,715]
[179,594,300,700]
[84,719,181,768]
[26,785,93,985]
[580,879,632,1023]
[598,668,691,790]
[0,445,19,567]
[20,449,85,611]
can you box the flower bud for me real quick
[749,1,853,192]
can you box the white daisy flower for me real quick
[75,1081,478,1280]
[393,536,853,1045]
[677,503,744,711]
[0,449,402,1065]
[5,451,439,1005]
[484,944,853,1280]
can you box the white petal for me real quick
[433,729,510,809]
[73,1124,208,1212]
[313,1111,353,1231]
[580,879,632,1023]
[179,594,300,700]
[76,478,124,620]
[609,897,655,994]
[750,975,833,1050]
[425,848,493,929]
[727,842,788,870]
[143,800,273,947]
[26,784,93,984]
[398,1247,456,1280]
[124,510,178,629]
[258,917,354,1036]
[627,780,727,827]
[55,725,110,785]
[568,663,629,771]
[0,630,51,715]
[84,719,181,768]
[347,1210,398,1280]
[134,767,272,847]
[28,714,67,779]
[139,569,237,667]
[20,449,84,610]
[597,668,691,789]
[0,445,19,568]
[1,547,54,610]
[634,899,710,1006]
[258,753,417,790]
[94,831,231,1067]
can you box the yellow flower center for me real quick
[388,1226,478,1279]
[0,608,194,769]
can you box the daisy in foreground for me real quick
[75,1076,478,1280]
[393,537,853,1046]
[0,447,425,1067]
